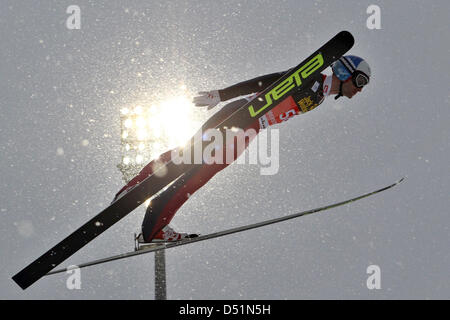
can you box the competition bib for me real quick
[258,96,300,129]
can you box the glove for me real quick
[192,90,221,110]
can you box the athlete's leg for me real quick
[114,98,250,202]
[141,99,260,241]
[141,164,221,241]
[112,149,174,202]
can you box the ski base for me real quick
[45,178,404,277]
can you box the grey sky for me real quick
[1,0,449,299]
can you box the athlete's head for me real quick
[331,55,371,99]
[340,77,363,99]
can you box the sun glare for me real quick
[119,94,203,168]
[157,96,196,147]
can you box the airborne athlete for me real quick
[112,55,371,244]
[13,33,361,290]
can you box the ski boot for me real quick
[134,225,199,250]
[152,225,199,243]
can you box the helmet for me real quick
[332,55,371,88]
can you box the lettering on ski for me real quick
[248,53,324,117]
[45,178,404,276]
[12,31,354,290]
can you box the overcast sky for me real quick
[1,0,449,299]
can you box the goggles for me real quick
[351,71,370,88]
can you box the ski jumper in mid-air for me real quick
[112,55,371,243]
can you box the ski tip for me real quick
[336,30,354,44]
[396,177,406,185]
[338,30,353,37]
[12,273,29,290]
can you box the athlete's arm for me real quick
[218,71,287,101]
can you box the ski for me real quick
[13,31,354,289]
[45,178,404,277]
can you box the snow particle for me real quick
[152,161,168,177]
[14,220,35,238]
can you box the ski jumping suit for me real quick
[113,71,333,242]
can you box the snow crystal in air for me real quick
[81,139,89,147]
[56,147,64,156]
[333,103,344,111]
[14,220,35,238]
[152,160,168,177]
